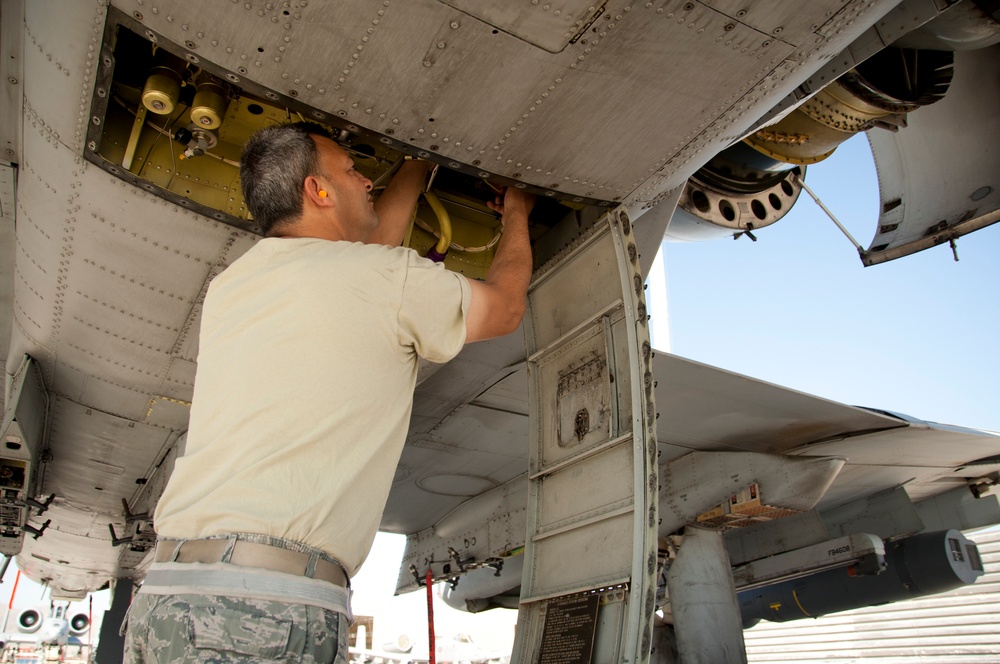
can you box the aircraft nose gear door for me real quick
[512,210,658,664]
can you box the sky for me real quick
[657,133,999,436]
[1,134,997,653]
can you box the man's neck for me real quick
[273,213,362,243]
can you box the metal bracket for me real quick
[447,547,466,573]
[121,497,149,524]
[18,493,54,516]
[22,519,50,540]
[108,523,133,547]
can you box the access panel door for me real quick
[513,209,658,664]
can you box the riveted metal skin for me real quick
[7,0,261,594]
[113,0,895,209]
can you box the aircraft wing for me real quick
[390,346,1000,536]
[653,353,1000,509]
[395,350,1000,592]
[1,1,999,661]
[387,244,999,556]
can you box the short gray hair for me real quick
[240,123,332,236]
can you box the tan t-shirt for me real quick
[154,237,470,576]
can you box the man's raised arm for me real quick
[370,160,435,247]
[465,188,534,343]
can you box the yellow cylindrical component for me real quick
[141,66,182,115]
[422,190,452,256]
[190,81,227,129]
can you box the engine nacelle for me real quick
[668,43,956,244]
[15,608,42,634]
[667,151,803,243]
[69,612,90,636]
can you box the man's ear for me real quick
[304,175,332,206]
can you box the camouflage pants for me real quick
[124,592,349,663]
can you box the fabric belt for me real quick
[139,562,353,621]
[153,538,348,588]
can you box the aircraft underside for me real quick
[1,1,999,662]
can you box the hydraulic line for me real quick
[422,190,453,262]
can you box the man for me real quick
[124,122,533,662]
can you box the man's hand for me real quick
[487,187,535,224]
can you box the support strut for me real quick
[666,526,747,664]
